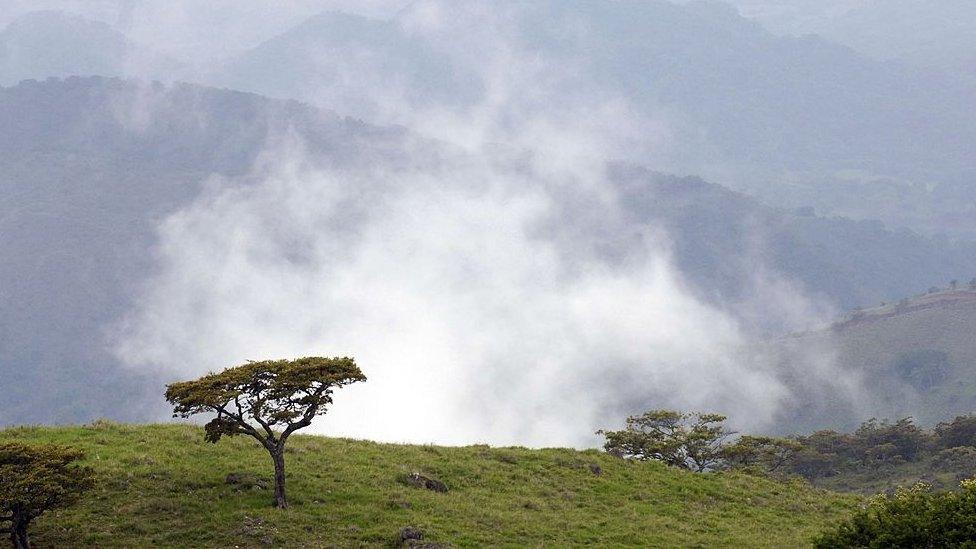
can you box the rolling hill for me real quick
[0,422,856,547]
[781,287,976,428]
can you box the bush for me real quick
[815,480,976,548]
[0,443,94,548]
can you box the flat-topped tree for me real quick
[0,443,94,549]
[165,357,366,508]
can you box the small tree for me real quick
[0,443,94,549]
[598,410,734,472]
[165,356,366,508]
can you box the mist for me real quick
[104,2,859,446]
[113,138,805,446]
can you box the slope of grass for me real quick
[1,422,856,547]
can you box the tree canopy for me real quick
[598,410,734,472]
[165,356,366,508]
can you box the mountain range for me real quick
[3,3,976,238]
[3,76,975,428]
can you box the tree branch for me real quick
[280,386,329,443]
[241,395,276,440]
[216,404,269,447]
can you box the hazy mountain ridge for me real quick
[3,77,975,429]
[0,77,427,424]
[0,10,183,86]
[721,0,976,78]
[5,3,976,239]
[218,1,976,237]
[613,164,976,314]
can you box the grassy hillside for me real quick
[0,423,855,547]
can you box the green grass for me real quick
[1,422,856,547]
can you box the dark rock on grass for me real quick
[399,526,424,543]
[225,472,270,490]
[401,472,449,493]
[588,463,603,476]
[398,527,450,548]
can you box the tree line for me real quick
[597,410,976,483]
[597,409,976,547]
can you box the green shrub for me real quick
[815,479,976,547]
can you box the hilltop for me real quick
[0,423,854,547]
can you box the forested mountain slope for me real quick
[4,77,976,427]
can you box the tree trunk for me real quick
[10,517,30,549]
[271,449,288,509]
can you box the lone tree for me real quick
[598,410,734,472]
[165,356,366,508]
[0,443,94,549]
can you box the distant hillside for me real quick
[7,5,976,238]
[782,287,976,428]
[222,1,976,181]
[214,1,976,239]
[4,77,976,428]
[612,165,976,316]
[0,423,855,547]
[724,0,976,78]
[0,76,419,424]
[0,11,181,85]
